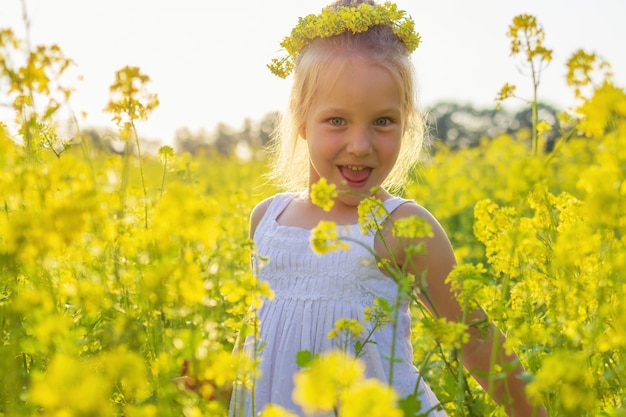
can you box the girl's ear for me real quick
[298,124,307,140]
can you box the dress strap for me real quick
[383,195,410,216]
[253,193,296,241]
[265,193,294,220]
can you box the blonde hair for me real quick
[266,0,424,194]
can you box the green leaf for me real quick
[398,394,427,417]
[296,350,313,368]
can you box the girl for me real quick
[230,1,548,416]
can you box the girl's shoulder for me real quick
[388,199,437,222]
[249,197,273,238]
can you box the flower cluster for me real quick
[357,196,388,235]
[292,350,402,417]
[507,14,552,63]
[268,2,421,78]
[392,215,433,239]
[310,177,338,212]
[327,318,364,340]
[104,66,159,140]
[310,220,350,255]
[362,298,392,329]
[157,145,175,164]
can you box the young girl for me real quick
[230,1,548,416]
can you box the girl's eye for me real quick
[374,117,391,126]
[328,117,345,126]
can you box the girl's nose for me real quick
[346,128,372,156]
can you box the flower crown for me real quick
[268,2,421,78]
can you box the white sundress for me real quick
[229,192,446,417]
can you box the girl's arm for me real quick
[460,309,547,417]
[388,202,547,417]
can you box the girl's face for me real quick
[301,57,404,206]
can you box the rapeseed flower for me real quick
[419,317,469,350]
[340,379,402,417]
[527,352,596,413]
[104,66,159,132]
[392,215,433,239]
[566,49,613,99]
[157,145,175,164]
[327,318,364,345]
[259,404,299,417]
[292,350,365,415]
[310,177,337,212]
[30,354,113,416]
[310,221,350,255]
[362,299,392,329]
[507,14,552,63]
[357,196,387,235]
[269,2,420,78]
[576,81,626,138]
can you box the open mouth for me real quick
[339,165,372,187]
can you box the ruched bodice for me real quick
[229,193,446,417]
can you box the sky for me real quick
[1,0,625,146]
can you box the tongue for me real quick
[341,167,370,184]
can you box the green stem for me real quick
[131,120,149,229]
[387,288,402,386]
[531,99,539,155]
[160,161,167,200]
[119,140,131,215]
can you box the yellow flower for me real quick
[536,119,552,133]
[420,317,469,350]
[259,404,299,417]
[199,351,236,386]
[392,215,433,239]
[340,379,402,417]
[29,349,148,415]
[157,145,175,164]
[473,199,522,277]
[362,299,392,329]
[104,66,160,134]
[177,263,205,306]
[310,221,350,255]
[292,350,365,415]
[527,351,596,413]
[357,197,387,235]
[269,2,420,78]
[220,270,274,308]
[576,81,626,137]
[495,82,517,105]
[310,178,338,212]
[327,318,364,340]
[507,14,552,63]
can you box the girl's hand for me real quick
[173,359,232,401]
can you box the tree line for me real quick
[82,101,561,158]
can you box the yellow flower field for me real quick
[2,13,626,417]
